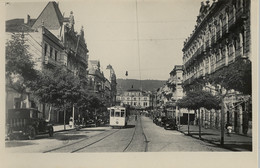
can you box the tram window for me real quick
[121,112,125,117]
[115,112,120,117]
[111,109,114,117]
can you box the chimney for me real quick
[27,14,30,25]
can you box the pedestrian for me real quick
[226,123,232,136]
[135,115,137,121]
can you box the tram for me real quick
[108,106,129,128]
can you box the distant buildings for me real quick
[87,60,117,107]
[116,89,152,110]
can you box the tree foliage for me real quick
[206,57,252,95]
[6,33,38,93]
[29,66,82,108]
[176,90,221,110]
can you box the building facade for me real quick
[6,1,89,123]
[182,0,251,134]
[88,60,117,107]
[117,89,151,109]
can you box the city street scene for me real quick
[4,0,255,158]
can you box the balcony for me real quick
[211,36,216,45]
[222,24,227,34]
[205,40,209,49]
[229,15,235,28]
[216,31,221,41]
[228,52,235,64]
[44,56,60,67]
[236,7,244,19]
[235,47,243,58]
[215,58,225,71]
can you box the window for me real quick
[50,47,53,58]
[55,50,58,61]
[44,43,48,56]
[121,111,125,117]
[111,109,114,117]
[115,112,120,117]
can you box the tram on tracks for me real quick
[108,105,129,128]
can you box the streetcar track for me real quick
[43,129,120,153]
[140,116,149,152]
[123,118,137,152]
[44,116,145,153]
[123,116,148,152]
[71,129,121,153]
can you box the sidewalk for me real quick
[53,124,75,132]
[178,125,252,151]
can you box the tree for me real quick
[6,33,38,108]
[205,57,251,144]
[206,57,252,95]
[177,90,221,138]
[29,66,83,129]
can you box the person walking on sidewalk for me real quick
[226,122,232,136]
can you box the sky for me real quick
[5,0,203,80]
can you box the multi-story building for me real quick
[182,0,251,134]
[88,60,117,107]
[6,1,89,123]
[117,89,151,109]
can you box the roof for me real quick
[6,19,33,32]
[32,1,64,30]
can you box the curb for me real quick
[178,129,250,151]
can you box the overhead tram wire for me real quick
[136,0,142,91]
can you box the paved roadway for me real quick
[5,115,230,153]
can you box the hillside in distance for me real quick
[116,78,166,94]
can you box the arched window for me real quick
[219,19,223,37]
[233,5,236,22]
[239,33,244,56]
[225,12,229,32]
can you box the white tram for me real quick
[108,106,128,128]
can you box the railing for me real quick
[229,15,235,28]
[215,59,225,71]
[228,52,235,64]
[236,7,243,19]
[222,24,227,34]
[211,35,216,44]
[210,64,215,73]
[206,40,209,49]
[205,66,209,75]
[198,69,203,78]
[235,47,243,58]
[216,31,221,41]
[44,56,60,66]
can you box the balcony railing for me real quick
[228,52,235,64]
[229,15,235,28]
[222,24,227,34]
[235,47,243,58]
[236,7,244,19]
[215,58,225,71]
[216,31,221,41]
[44,56,60,66]
[206,40,209,49]
[211,35,216,44]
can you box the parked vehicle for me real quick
[86,119,96,127]
[159,116,168,127]
[153,116,159,125]
[164,118,178,130]
[6,108,54,140]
